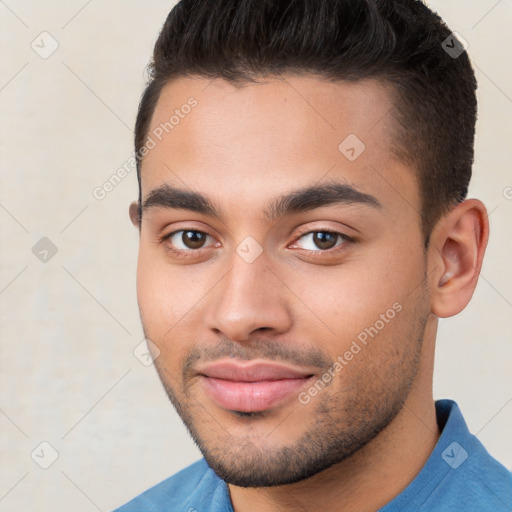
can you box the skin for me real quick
[129,75,488,512]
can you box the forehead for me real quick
[140,74,419,221]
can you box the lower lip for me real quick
[199,375,313,412]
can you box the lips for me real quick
[197,360,315,412]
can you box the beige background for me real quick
[0,1,511,510]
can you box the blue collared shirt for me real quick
[113,400,512,511]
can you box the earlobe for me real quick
[129,201,140,228]
[429,199,489,318]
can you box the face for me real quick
[135,75,431,487]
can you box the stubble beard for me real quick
[146,293,430,488]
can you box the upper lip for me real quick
[197,360,315,382]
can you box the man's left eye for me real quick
[293,231,350,251]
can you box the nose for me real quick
[203,250,293,342]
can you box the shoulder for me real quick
[382,400,512,512]
[444,428,512,511]
[426,435,512,512]
[429,400,512,511]
[112,458,228,512]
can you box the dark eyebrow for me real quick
[141,181,381,221]
[265,181,381,221]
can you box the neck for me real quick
[228,321,440,512]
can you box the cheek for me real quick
[323,289,427,407]
[347,241,424,305]
[136,250,164,329]
[285,246,424,356]
[135,248,208,364]
[136,245,188,319]
[136,247,186,344]
[291,267,397,322]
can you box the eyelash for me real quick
[159,227,355,260]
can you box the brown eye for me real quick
[311,232,338,250]
[295,231,346,251]
[181,230,207,249]
[162,229,215,254]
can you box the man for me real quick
[114,0,512,510]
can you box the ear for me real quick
[428,199,489,318]
[129,201,140,228]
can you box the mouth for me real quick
[196,360,316,413]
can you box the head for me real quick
[130,0,488,488]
